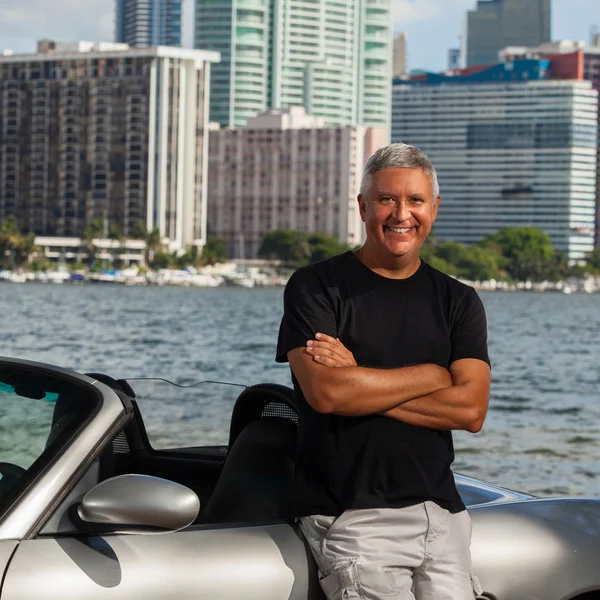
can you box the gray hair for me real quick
[359,143,440,199]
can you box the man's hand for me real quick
[306,333,357,367]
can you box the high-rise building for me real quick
[393,33,407,78]
[0,43,219,249]
[195,0,392,131]
[500,43,600,247]
[207,107,387,258]
[391,59,598,261]
[116,0,183,47]
[466,0,551,67]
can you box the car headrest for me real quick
[228,383,299,449]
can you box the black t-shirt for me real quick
[276,251,490,517]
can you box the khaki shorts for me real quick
[299,502,484,600]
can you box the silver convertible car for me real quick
[1,356,600,600]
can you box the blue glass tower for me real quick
[116,0,182,47]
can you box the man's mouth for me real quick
[386,226,413,234]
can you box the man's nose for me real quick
[393,199,411,222]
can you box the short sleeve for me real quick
[275,268,338,363]
[449,288,490,367]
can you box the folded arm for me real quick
[295,333,490,433]
[287,345,452,417]
[382,358,491,433]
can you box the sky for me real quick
[0,0,598,72]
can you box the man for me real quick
[276,143,490,599]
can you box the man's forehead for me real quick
[372,168,432,192]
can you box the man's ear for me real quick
[357,194,367,222]
[432,195,440,222]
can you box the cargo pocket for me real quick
[471,572,484,598]
[319,559,366,600]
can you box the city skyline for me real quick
[0,0,597,72]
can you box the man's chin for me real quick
[386,245,416,259]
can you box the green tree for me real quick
[151,251,174,270]
[130,220,148,240]
[201,237,227,266]
[258,229,311,265]
[0,215,39,269]
[307,233,351,264]
[107,223,126,268]
[130,221,162,266]
[479,227,555,281]
[82,218,105,267]
[585,247,600,272]
[424,241,503,281]
[108,223,125,243]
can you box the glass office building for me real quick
[391,60,598,261]
[194,0,391,130]
[466,0,550,67]
[116,0,182,47]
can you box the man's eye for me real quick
[380,198,394,204]
[411,197,424,204]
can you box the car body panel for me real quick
[3,524,318,600]
[0,541,19,591]
[471,498,600,600]
[455,473,533,506]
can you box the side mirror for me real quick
[78,474,200,533]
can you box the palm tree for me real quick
[18,232,38,266]
[130,220,162,267]
[145,227,162,267]
[0,215,39,269]
[82,218,105,267]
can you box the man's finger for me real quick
[313,355,337,367]
[308,340,338,352]
[315,332,337,343]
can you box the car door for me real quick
[0,541,18,589]
[2,522,321,600]
[0,357,128,598]
[0,366,322,600]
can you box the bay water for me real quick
[2,282,600,498]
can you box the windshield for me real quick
[125,378,246,450]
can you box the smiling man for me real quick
[276,143,491,599]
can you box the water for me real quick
[2,283,600,498]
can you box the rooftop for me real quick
[0,40,220,65]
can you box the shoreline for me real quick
[2,267,600,293]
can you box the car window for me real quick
[128,378,245,450]
[0,364,100,516]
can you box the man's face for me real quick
[358,168,439,261]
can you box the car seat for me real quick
[202,383,299,523]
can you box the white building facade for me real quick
[207,107,387,258]
[392,79,598,260]
[0,44,219,250]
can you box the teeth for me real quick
[389,227,411,233]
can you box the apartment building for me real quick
[207,107,387,258]
[0,43,219,249]
[195,0,392,131]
